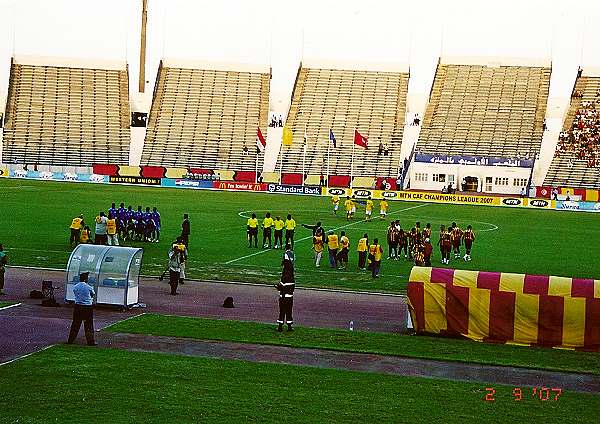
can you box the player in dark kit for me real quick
[463,225,475,261]
[438,225,452,265]
[398,227,408,259]
[407,227,417,259]
[117,203,127,239]
[450,222,463,259]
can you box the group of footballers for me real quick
[386,221,475,266]
[246,213,297,249]
[331,195,389,221]
[69,202,161,246]
[242,194,476,277]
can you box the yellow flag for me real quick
[282,127,293,146]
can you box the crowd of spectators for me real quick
[556,90,600,168]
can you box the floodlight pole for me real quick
[139,0,148,93]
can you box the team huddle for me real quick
[69,202,161,246]
[386,221,476,266]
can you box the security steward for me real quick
[69,214,84,246]
[275,259,295,332]
[67,272,97,346]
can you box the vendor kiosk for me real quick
[65,245,143,308]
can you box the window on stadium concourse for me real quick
[513,178,528,186]
[432,173,446,183]
[495,177,509,186]
[415,173,428,182]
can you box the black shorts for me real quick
[338,248,349,262]
[263,227,272,237]
[249,228,258,236]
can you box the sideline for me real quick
[0,302,22,312]
[4,265,407,297]
[225,203,429,265]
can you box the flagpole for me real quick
[278,143,284,183]
[326,130,331,189]
[350,134,355,189]
[302,143,307,187]
[255,150,259,184]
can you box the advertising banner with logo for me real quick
[7,170,108,183]
[322,187,501,206]
[213,181,266,192]
[161,178,214,189]
[555,200,600,213]
[266,184,321,196]
[524,198,554,209]
[0,168,8,177]
[109,176,161,185]
[415,153,534,168]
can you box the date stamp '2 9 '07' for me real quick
[484,387,563,402]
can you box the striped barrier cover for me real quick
[407,267,600,350]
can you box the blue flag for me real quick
[329,129,337,148]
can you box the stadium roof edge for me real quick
[161,58,270,74]
[301,58,409,73]
[12,55,127,70]
[440,55,551,68]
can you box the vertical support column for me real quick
[138,0,148,93]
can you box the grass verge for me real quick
[0,345,597,423]
[106,313,600,375]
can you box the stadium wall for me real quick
[409,162,532,195]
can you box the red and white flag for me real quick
[354,129,368,149]
[256,127,266,152]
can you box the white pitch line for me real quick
[0,302,22,312]
[225,203,428,264]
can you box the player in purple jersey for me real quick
[125,206,135,240]
[151,207,161,243]
[108,203,118,221]
[135,206,145,241]
[117,203,127,238]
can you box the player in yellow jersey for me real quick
[344,196,353,220]
[262,212,274,249]
[379,200,388,220]
[332,194,340,215]
[350,195,357,218]
[247,213,259,248]
[284,214,296,248]
[326,230,339,268]
[338,231,350,270]
[368,238,383,278]
[313,232,324,267]
[69,214,84,246]
[107,213,119,246]
[79,226,91,244]
[356,233,369,270]
[273,216,285,249]
[365,197,374,221]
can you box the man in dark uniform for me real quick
[275,259,295,332]
[67,272,97,346]
[0,244,7,295]
[181,213,191,247]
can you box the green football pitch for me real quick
[1,178,598,292]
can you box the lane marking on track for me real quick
[225,203,428,264]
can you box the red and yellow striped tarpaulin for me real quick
[407,267,600,350]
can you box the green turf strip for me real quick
[2,178,600,293]
[0,345,597,423]
[0,301,18,309]
[106,313,600,375]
